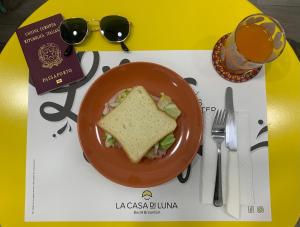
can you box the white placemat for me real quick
[25,50,271,222]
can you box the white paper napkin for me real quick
[201,111,254,207]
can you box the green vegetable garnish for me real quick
[157,93,181,119]
[163,103,181,119]
[157,93,172,110]
[104,132,117,148]
[159,133,176,150]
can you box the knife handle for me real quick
[226,151,240,218]
[213,150,223,207]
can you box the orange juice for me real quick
[236,24,273,62]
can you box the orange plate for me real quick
[77,62,203,187]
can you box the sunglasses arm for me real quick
[121,42,129,52]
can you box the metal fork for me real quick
[211,109,227,207]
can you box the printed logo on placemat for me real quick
[142,190,152,200]
[115,190,179,215]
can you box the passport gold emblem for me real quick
[38,42,63,69]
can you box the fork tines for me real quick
[212,109,227,132]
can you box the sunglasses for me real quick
[60,15,131,56]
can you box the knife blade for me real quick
[225,87,240,219]
[225,87,237,151]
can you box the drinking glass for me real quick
[219,14,286,77]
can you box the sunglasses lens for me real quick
[60,18,88,44]
[100,16,129,42]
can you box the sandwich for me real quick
[98,86,181,163]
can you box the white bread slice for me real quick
[98,86,177,163]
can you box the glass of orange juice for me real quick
[213,14,286,82]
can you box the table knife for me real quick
[225,87,240,219]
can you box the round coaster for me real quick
[212,33,262,83]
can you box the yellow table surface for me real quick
[0,0,300,226]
